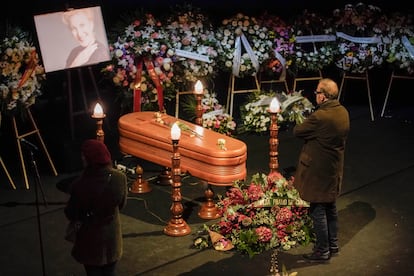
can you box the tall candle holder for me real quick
[269,98,280,173]
[194,80,204,126]
[164,123,191,236]
[91,102,106,142]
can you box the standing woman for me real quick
[62,7,109,68]
[65,139,128,275]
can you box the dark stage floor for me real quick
[0,99,414,275]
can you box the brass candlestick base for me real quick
[130,165,151,194]
[164,218,192,237]
[157,167,173,186]
[198,183,220,220]
[91,114,106,142]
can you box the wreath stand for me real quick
[380,70,414,117]
[13,108,58,189]
[291,34,325,92]
[175,90,193,118]
[339,71,375,121]
[292,70,322,92]
[226,74,260,117]
[259,72,289,93]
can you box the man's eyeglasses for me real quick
[314,91,324,95]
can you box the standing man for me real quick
[293,78,350,262]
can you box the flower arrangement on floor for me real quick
[385,12,414,75]
[200,92,236,136]
[0,27,46,118]
[237,90,314,134]
[193,172,313,258]
[181,91,236,136]
[332,3,389,74]
[165,4,219,90]
[290,10,337,75]
[257,13,295,80]
[215,13,273,78]
[102,12,178,113]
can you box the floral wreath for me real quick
[180,89,236,136]
[257,13,295,80]
[238,90,314,134]
[215,13,273,78]
[332,3,389,74]
[165,4,220,90]
[102,12,178,113]
[385,12,414,75]
[193,172,313,258]
[290,10,337,75]
[200,92,236,136]
[0,27,46,118]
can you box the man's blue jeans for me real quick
[309,202,338,253]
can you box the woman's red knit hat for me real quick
[81,139,111,165]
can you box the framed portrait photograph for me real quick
[34,6,110,73]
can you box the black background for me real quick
[1,0,413,174]
[4,1,413,30]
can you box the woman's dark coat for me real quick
[64,167,128,266]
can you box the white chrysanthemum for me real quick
[165,7,219,89]
[216,13,273,78]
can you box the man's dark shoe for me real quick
[303,251,330,262]
[330,247,339,256]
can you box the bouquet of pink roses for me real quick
[200,172,313,258]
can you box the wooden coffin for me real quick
[118,111,247,186]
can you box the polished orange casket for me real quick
[118,112,247,186]
[118,111,247,219]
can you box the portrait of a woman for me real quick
[62,7,110,68]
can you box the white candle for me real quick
[194,80,203,94]
[93,103,104,117]
[269,97,280,113]
[171,122,181,140]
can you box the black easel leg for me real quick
[27,150,47,276]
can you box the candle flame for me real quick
[194,80,203,94]
[93,103,104,117]
[269,97,280,113]
[171,122,181,140]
